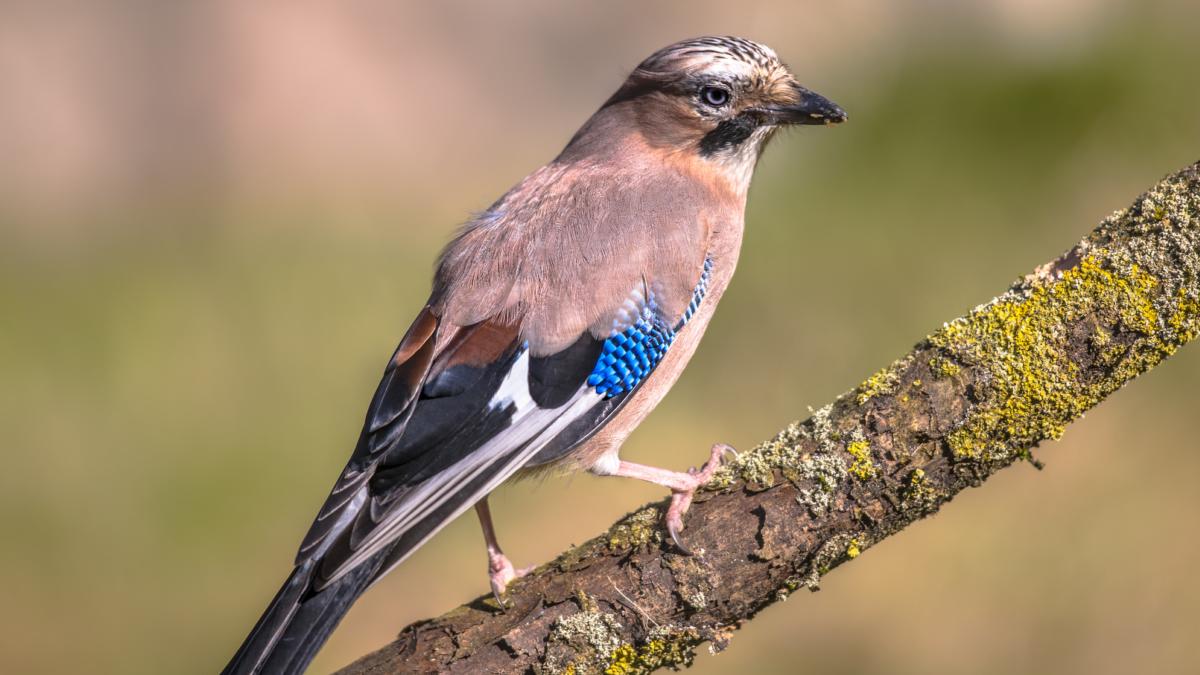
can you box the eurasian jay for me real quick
[223,35,844,675]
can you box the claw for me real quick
[606,443,737,556]
[488,554,532,608]
[663,443,734,555]
[667,513,693,555]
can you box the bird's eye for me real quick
[700,85,731,107]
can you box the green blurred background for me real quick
[3,1,1200,673]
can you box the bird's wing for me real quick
[294,305,439,564]
[295,162,725,589]
[296,254,714,590]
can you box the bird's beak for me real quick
[766,84,847,126]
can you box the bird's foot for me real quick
[665,443,737,555]
[488,552,534,607]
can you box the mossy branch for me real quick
[338,161,1200,675]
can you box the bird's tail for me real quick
[222,554,385,675]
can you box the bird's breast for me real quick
[548,226,744,475]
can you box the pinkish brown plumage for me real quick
[224,36,844,675]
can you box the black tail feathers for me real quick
[222,557,381,675]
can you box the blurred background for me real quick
[2,1,1199,673]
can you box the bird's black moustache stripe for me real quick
[699,114,758,157]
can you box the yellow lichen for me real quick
[603,626,700,675]
[1168,287,1200,342]
[901,468,940,511]
[1098,343,1126,366]
[605,646,638,675]
[846,440,876,480]
[930,252,1191,462]
[929,355,961,378]
[846,538,861,559]
[856,366,901,404]
[799,534,862,590]
[606,507,661,551]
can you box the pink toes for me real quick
[666,443,735,554]
[488,553,530,606]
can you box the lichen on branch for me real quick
[338,161,1200,675]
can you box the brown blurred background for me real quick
[3,1,1200,673]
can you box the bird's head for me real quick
[562,36,845,187]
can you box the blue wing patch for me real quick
[586,258,712,398]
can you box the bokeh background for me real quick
[3,1,1200,673]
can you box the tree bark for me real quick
[338,161,1200,675]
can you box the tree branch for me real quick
[338,160,1200,675]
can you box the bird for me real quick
[222,35,844,675]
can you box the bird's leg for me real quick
[606,443,736,554]
[474,497,532,605]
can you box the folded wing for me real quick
[294,257,714,591]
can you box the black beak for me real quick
[767,85,847,126]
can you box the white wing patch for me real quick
[488,345,535,412]
[318,348,603,587]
